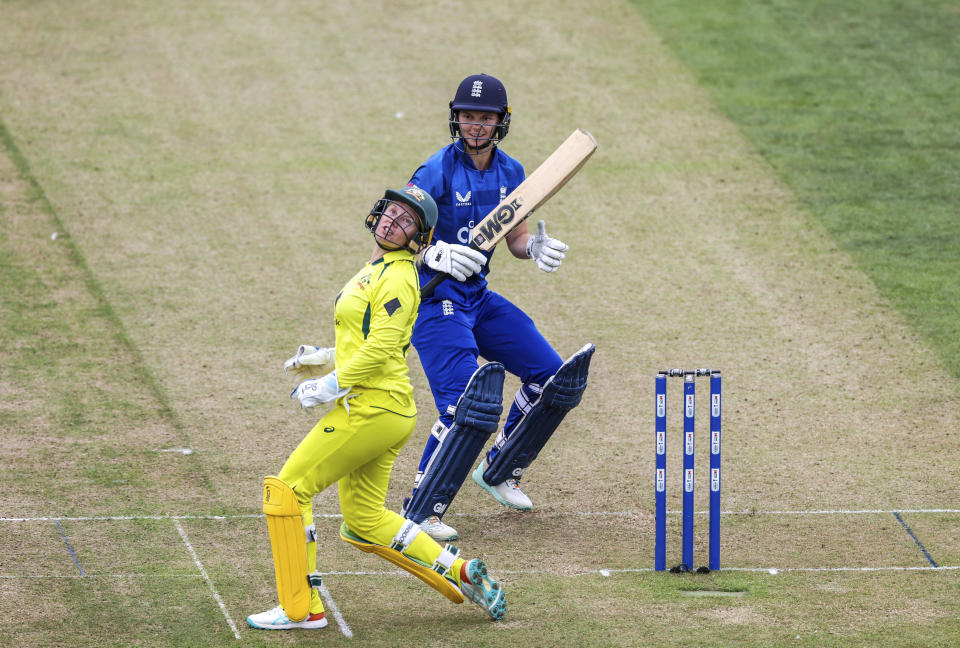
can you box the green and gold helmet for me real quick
[365,185,437,254]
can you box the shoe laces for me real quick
[506,479,522,490]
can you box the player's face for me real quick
[457,110,499,149]
[376,202,420,248]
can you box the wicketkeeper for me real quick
[401,74,595,542]
[247,186,506,630]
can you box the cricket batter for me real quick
[401,74,595,542]
[247,186,506,630]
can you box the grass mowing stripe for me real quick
[0,116,214,495]
[631,0,960,380]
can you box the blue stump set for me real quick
[654,368,722,572]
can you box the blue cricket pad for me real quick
[483,343,594,485]
[404,362,505,523]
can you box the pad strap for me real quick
[389,520,422,552]
[431,543,459,576]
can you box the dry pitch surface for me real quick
[1,1,959,646]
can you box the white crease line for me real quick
[319,583,353,638]
[723,565,960,573]
[0,513,327,522]
[0,573,203,579]
[174,520,241,640]
[4,563,958,583]
[730,509,960,515]
[4,509,958,523]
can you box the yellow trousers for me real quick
[278,391,461,613]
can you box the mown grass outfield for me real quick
[2,1,959,646]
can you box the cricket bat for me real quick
[421,128,598,298]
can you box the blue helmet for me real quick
[448,73,511,144]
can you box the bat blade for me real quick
[470,128,597,251]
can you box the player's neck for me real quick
[465,145,494,170]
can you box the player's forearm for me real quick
[506,224,532,259]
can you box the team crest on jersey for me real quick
[356,273,372,291]
[455,190,472,207]
[500,186,507,201]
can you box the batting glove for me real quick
[291,370,350,409]
[526,220,568,273]
[423,240,486,282]
[283,345,335,380]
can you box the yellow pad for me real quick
[339,523,464,604]
[263,476,311,621]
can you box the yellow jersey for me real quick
[334,249,420,415]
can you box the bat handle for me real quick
[420,241,484,299]
[420,272,448,299]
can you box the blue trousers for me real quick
[411,289,563,478]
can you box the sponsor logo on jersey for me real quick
[457,219,475,244]
[455,190,472,207]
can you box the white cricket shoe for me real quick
[246,605,328,630]
[419,515,459,541]
[472,460,533,511]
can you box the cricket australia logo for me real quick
[471,80,483,97]
[455,190,472,206]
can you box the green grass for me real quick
[632,0,960,379]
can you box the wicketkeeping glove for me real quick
[526,220,568,273]
[283,345,335,380]
[291,370,351,409]
[423,240,487,282]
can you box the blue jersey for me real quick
[409,143,525,302]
